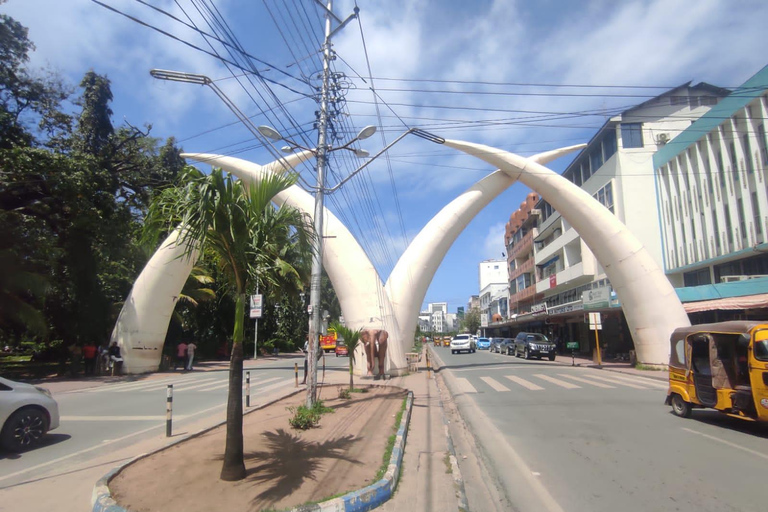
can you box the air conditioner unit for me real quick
[720,275,749,283]
[656,133,670,145]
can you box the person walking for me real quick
[82,341,98,376]
[175,341,188,371]
[186,341,197,371]
[108,342,123,375]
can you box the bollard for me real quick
[246,371,251,408]
[322,354,326,381]
[166,384,173,437]
[294,362,299,388]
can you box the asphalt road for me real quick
[0,355,348,491]
[432,345,768,512]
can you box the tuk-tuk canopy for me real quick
[668,321,763,369]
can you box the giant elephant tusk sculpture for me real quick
[111,144,582,374]
[442,138,690,364]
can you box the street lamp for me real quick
[257,124,377,159]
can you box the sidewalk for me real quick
[558,353,668,381]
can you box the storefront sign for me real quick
[531,302,548,314]
[566,341,579,350]
[549,274,557,288]
[582,288,610,310]
[548,302,583,315]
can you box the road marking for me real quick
[480,376,510,392]
[61,415,188,421]
[135,376,221,393]
[78,376,188,393]
[504,375,544,391]
[681,427,768,461]
[557,374,615,388]
[454,378,477,394]
[196,376,283,393]
[585,374,653,389]
[534,374,580,389]
[99,375,201,393]
[591,372,668,389]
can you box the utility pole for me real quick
[307,0,336,407]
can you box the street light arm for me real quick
[326,128,443,194]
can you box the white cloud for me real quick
[482,221,507,261]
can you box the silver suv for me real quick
[450,334,477,354]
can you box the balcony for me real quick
[510,285,537,304]
[509,230,534,260]
[509,257,534,281]
[536,261,595,294]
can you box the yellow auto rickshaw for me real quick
[433,337,440,347]
[443,336,451,347]
[666,321,768,423]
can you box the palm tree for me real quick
[330,321,362,391]
[144,166,313,481]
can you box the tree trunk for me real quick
[349,356,354,391]
[220,294,246,481]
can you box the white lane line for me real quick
[197,376,283,393]
[557,374,615,388]
[504,375,544,391]
[682,427,768,461]
[480,376,510,392]
[125,376,220,393]
[454,378,477,394]
[79,376,188,393]
[592,372,668,389]
[60,415,189,421]
[534,374,580,389]
[108,376,200,393]
[166,377,227,392]
[585,374,652,389]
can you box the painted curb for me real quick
[427,346,470,512]
[288,390,414,512]
[91,388,305,512]
[92,387,414,512]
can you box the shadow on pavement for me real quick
[678,410,768,439]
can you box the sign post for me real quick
[566,341,579,366]
[250,292,263,359]
[588,312,603,368]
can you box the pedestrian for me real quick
[98,343,110,375]
[186,341,197,371]
[108,341,123,375]
[82,341,98,376]
[302,337,309,384]
[175,341,188,371]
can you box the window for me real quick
[590,147,604,172]
[621,123,643,148]
[603,132,617,161]
[759,124,768,166]
[582,161,592,183]
[717,151,726,188]
[753,192,763,243]
[729,142,739,182]
[743,135,753,174]
[594,182,614,213]
[725,208,734,248]
[738,198,747,243]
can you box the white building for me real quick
[653,64,768,320]
[479,283,509,327]
[445,313,458,332]
[479,259,507,291]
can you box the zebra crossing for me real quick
[73,373,293,394]
[453,370,667,394]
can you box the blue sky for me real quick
[6,0,768,313]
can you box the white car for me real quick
[450,334,477,354]
[0,376,60,452]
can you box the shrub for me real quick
[288,400,335,430]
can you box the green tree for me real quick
[144,166,313,481]
[330,321,362,391]
[462,307,481,335]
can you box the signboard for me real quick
[582,288,610,310]
[549,274,557,288]
[566,341,579,350]
[249,294,263,319]
[531,302,548,314]
[587,312,602,330]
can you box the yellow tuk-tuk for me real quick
[666,321,768,423]
[443,336,451,347]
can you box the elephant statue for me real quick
[361,328,389,379]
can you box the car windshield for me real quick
[755,339,768,361]
[527,334,549,342]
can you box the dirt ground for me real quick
[110,385,407,512]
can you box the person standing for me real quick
[175,341,188,371]
[302,338,309,384]
[186,341,197,371]
[82,342,98,375]
[108,342,123,375]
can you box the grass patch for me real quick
[635,363,665,371]
[374,395,408,482]
[288,399,335,430]
[351,387,367,393]
[337,387,351,400]
[443,452,452,474]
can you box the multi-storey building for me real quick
[486,79,731,355]
[479,259,507,291]
[654,64,768,322]
[505,193,542,316]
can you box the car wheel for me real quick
[671,394,692,418]
[524,347,530,360]
[549,354,556,361]
[1,407,49,452]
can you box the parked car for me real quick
[514,332,557,361]
[450,334,476,354]
[476,337,491,350]
[499,338,516,355]
[489,337,505,353]
[0,376,60,452]
[335,340,349,357]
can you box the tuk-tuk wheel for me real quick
[671,394,692,418]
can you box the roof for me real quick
[653,64,768,169]
[675,276,768,302]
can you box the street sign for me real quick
[588,312,602,330]
[249,294,263,319]
[566,341,579,350]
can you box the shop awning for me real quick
[683,293,768,313]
